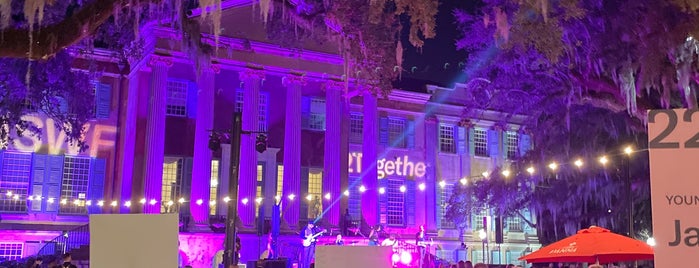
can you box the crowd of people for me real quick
[0,253,78,268]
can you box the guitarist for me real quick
[301,221,318,268]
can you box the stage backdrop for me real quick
[648,109,699,267]
[90,214,179,268]
[315,245,393,268]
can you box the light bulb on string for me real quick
[223,196,231,203]
[379,187,386,194]
[574,159,584,168]
[139,198,146,204]
[196,199,203,206]
[124,201,132,208]
[167,200,174,207]
[624,146,633,155]
[501,170,511,177]
[460,178,468,185]
[149,199,157,205]
[599,156,609,165]
[526,166,535,175]
[548,162,558,171]
[178,198,186,204]
[306,194,313,201]
[242,198,249,205]
[418,183,426,190]
[324,193,331,200]
[343,190,349,197]
[255,197,263,204]
[439,181,446,188]
[399,185,407,193]
[110,201,117,207]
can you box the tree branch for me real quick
[0,0,159,60]
[516,210,537,229]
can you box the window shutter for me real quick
[30,154,46,212]
[378,179,388,225]
[187,82,198,118]
[405,179,416,226]
[406,120,415,148]
[379,116,389,145]
[300,167,309,221]
[95,83,111,119]
[456,126,467,154]
[501,131,508,160]
[301,96,311,129]
[45,155,64,213]
[519,134,532,157]
[468,128,475,156]
[88,158,106,214]
[488,129,499,157]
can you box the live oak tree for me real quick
[443,0,697,245]
[0,0,438,151]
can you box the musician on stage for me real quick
[381,234,398,250]
[368,224,382,246]
[335,234,345,245]
[301,222,318,268]
[416,225,428,268]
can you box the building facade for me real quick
[0,1,540,267]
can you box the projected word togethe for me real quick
[348,152,426,179]
[8,115,117,157]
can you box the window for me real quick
[304,98,326,131]
[385,178,405,226]
[256,164,263,217]
[506,131,519,159]
[308,169,323,218]
[388,117,407,148]
[439,183,455,229]
[166,80,188,116]
[349,113,363,143]
[59,157,91,214]
[439,124,455,153]
[474,129,488,157]
[506,216,523,232]
[0,242,23,261]
[347,179,361,226]
[234,91,269,132]
[210,160,220,215]
[162,158,184,212]
[473,210,487,230]
[0,152,32,212]
[276,165,283,198]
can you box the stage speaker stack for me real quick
[495,217,504,244]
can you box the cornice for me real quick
[387,89,431,105]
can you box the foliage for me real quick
[447,0,699,245]
[264,0,438,93]
[0,51,96,151]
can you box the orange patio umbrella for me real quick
[519,226,654,264]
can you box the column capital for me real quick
[239,68,265,81]
[323,80,345,91]
[492,122,508,131]
[148,55,173,68]
[282,74,307,87]
[458,119,473,128]
[425,116,438,124]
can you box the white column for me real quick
[281,74,305,229]
[143,55,172,214]
[190,64,220,223]
[322,80,344,226]
[238,69,265,227]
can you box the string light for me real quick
[149,199,157,205]
[178,198,186,204]
[167,200,174,207]
[482,171,489,178]
[124,201,132,208]
[624,146,633,155]
[196,199,203,206]
[599,156,609,165]
[460,178,468,185]
[379,187,386,194]
[110,201,117,207]
[526,166,535,175]
[343,190,350,196]
[72,199,79,205]
[306,194,313,201]
[501,170,511,177]
[574,159,584,168]
[548,162,558,171]
[418,183,426,191]
[255,197,263,204]
[223,196,231,203]
[97,200,104,206]
[288,194,295,200]
[209,200,216,206]
[275,195,281,202]
[399,185,407,193]
[439,181,447,188]
[241,198,249,205]
[139,198,146,204]
[324,193,331,200]
[359,186,367,193]
[61,199,68,205]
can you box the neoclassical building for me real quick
[0,0,540,267]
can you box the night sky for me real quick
[399,0,476,89]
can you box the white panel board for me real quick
[90,213,179,268]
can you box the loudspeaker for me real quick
[253,259,287,268]
[494,217,503,244]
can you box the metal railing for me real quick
[35,224,90,257]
